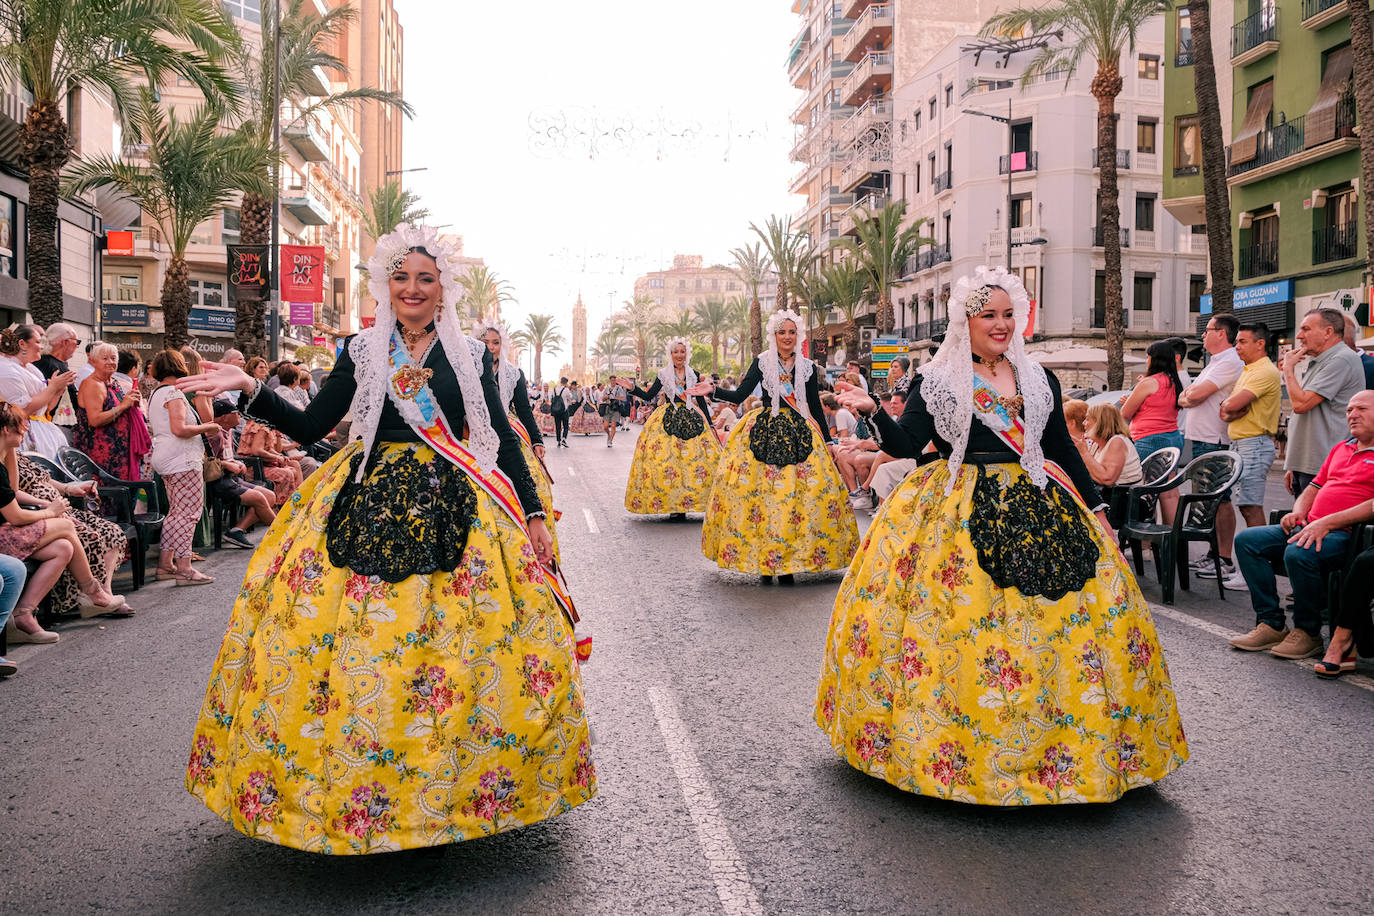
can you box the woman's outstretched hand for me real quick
[685,381,714,397]
[178,361,254,398]
[833,380,877,416]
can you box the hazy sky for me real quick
[392,0,798,375]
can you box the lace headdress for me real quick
[475,319,521,408]
[657,336,697,398]
[758,309,814,426]
[919,265,1052,494]
[350,223,499,481]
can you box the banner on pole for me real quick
[227,245,270,322]
[280,244,326,302]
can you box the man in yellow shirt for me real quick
[1220,323,1282,539]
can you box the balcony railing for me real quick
[1313,223,1358,264]
[1238,240,1279,279]
[1301,0,1344,27]
[934,242,951,263]
[1173,163,1200,177]
[839,3,893,61]
[1232,8,1278,61]
[1175,45,1194,67]
[320,305,342,330]
[903,253,921,276]
[934,169,952,193]
[1091,147,1131,169]
[999,151,1038,174]
[1092,226,1131,248]
[839,50,893,106]
[1227,97,1356,178]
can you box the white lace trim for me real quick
[474,319,521,408]
[350,223,498,481]
[919,265,1052,494]
[657,339,696,402]
[759,309,815,428]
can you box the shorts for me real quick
[1133,430,1183,465]
[210,474,255,501]
[604,408,624,425]
[1230,434,1275,508]
[1191,439,1231,502]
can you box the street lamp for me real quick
[385,167,428,177]
[963,98,1015,269]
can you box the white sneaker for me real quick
[1221,569,1249,591]
[851,490,875,510]
[1196,558,1236,580]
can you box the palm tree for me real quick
[794,269,832,367]
[654,312,701,355]
[510,313,563,385]
[692,297,731,372]
[0,0,239,326]
[1347,2,1374,273]
[983,0,1168,389]
[64,90,270,348]
[751,214,810,316]
[818,259,869,365]
[232,0,414,354]
[619,294,659,373]
[361,179,429,239]
[838,200,932,338]
[458,265,516,322]
[729,242,772,358]
[591,324,631,375]
[1184,0,1232,315]
[724,295,750,365]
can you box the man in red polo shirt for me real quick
[1230,390,1374,659]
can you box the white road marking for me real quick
[647,685,764,916]
[1150,603,1374,693]
[582,508,599,534]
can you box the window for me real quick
[102,274,142,302]
[711,278,718,290]
[1138,55,1159,80]
[221,0,261,24]
[929,98,936,120]
[695,278,703,290]
[1010,195,1031,229]
[1137,118,1157,154]
[944,84,953,106]
[914,162,921,194]
[1135,195,1155,232]
[913,108,921,130]
[1133,273,1154,313]
[727,280,738,291]
[0,193,13,278]
[1174,115,1201,174]
[1021,266,1038,303]
[1177,7,1192,57]
[189,279,224,309]
[1093,271,1106,328]
[678,279,686,289]
[1010,121,1033,154]
[648,278,664,288]
[1316,183,1358,263]
[1189,274,1207,314]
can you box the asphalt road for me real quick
[2,426,1371,915]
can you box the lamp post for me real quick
[963,97,1015,269]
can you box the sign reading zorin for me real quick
[1200,279,1293,315]
[280,244,325,302]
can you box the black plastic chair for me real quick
[24,451,144,589]
[1120,451,1242,605]
[58,446,164,585]
[1103,446,1181,531]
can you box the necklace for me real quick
[398,321,435,348]
[974,353,1007,374]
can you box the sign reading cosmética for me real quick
[280,244,326,302]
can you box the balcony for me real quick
[787,27,811,83]
[319,305,343,332]
[301,64,332,96]
[984,226,1049,255]
[310,224,340,260]
[1238,240,1279,279]
[842,0,874,18]
[840,4,893,63]
[1313,223,1358,265]
[903,253,921,277]
[1232,8,1278,67]
[1175,45,1194,67]
[839,145,892,192]
[934,169,952,193]
[1173,163,1200,178]
[283,115,328,162]
[1091,147,1131,170]
[311,159,363,212]
[281,178,330,226]
[839,191,889,236]
[1226,97,1357,186]
[999,150,1038,174]
[839,51,892,107]
[839,97,891,145]
[934,242,951,264]
[1301,0,1346,30]
[1092,226,1131,248]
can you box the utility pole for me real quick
[269,3,283,362]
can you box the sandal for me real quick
[5,612,58,645]
[78,579,127,613]
[191,552,206,562]
[154,568,179,581]
[175,571,214,586]
[1314,657,1357,679]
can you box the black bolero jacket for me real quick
[630,375,713,416]
[711,357,826,425]
[873,369,1104,509]
[243,336,544,517]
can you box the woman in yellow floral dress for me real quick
[689,310,858,584]
[816,267,1186,805]
[178,225,595,854]
[612,338,719,520]
[476,321,560,564]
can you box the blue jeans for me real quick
[1234,524,1350,636]
[0,553,27,642]
[1135,430,1184,464]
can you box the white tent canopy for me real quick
[1356,335,1374,350]
[1030,347,1147,370]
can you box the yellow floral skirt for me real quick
[701,407,859,575]
[185,441,596,854]
[815,461,1188,805]
[510,413,560,564]
[624,403,720,515]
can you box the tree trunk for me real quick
[235,189,274,357]
[876,293,894,335]
[749,295,763,357]
[1093,64,1126,390]
[162,255,194,350]
[843,321,860,366]
[1190,0,1234,315]
[534,344,542,385]
[1349,2,1374,273]
[711,333,720,372]
[20,100,72,327]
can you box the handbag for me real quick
[202,454,225,482]
[597,402,608,418]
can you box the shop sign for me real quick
[102,304,148,327]
[1200,279,1293,315]
[105,230,135,257]
[289,302,315,326]
[312,336,326,346]
[189,306,235,334]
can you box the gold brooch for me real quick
[391,364,433,400]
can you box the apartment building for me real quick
[1206,0,1366,344]
[632,255,779,319]
[1162,2,1236,229]
[882,21,1207,367]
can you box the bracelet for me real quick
[525,511,547,522]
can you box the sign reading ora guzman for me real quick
[1199,279,1293,314]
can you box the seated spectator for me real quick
[852,391,909,508]
[1231,390,1374,660]
[1062,398,1089,441]
[713,403,738,442]
[1076,403,1144,488]
[35,321,80,426]
[0,325,74,458]
[1316,543,1374,678]
[238,419,304,506]
[821,392,857,441]
[75,341,150,481]
[0,404,126,644]
[245,356,269,387]
[277,364,309,410]
[0,553,25,677]
[838,436,882,509]
[207,400,277,548]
